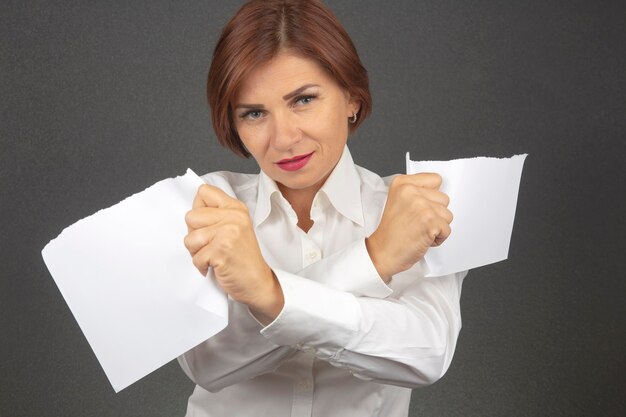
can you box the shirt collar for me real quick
[318,146,364,227]
[254,170,282,227]
[253,145,364,228]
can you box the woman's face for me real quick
[233,51,358,196]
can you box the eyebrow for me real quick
[234,103,265,110]
[282,83,320,101]
[234,83,320,110]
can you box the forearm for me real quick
[337,273,465,386]
[178,298,296,392]
[258,267,467,388]
[181,229,449,390]
[180,236,390,390]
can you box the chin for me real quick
[277,173,324,191]
[279,177,314,190]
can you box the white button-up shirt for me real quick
[178,146,467,417]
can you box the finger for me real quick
[185,207,228,230]
[191,243,214,276]
[193,184,236,209]
[192,240,230,277]
[433,205,454,224]
[405,172,442,189]
[184,226,219,256]
[432,221,452,247]
[416,188,450,207]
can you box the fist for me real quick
[366,173,453,281]
[183,184,283,320]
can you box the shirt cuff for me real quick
[259,269,361,359]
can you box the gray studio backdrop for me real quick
[2,0,624,416]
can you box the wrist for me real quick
[249,267,284,325]
[365,236,393,283]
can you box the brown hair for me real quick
[207,0,372,157]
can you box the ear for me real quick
[347,95,361,118]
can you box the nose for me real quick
[270,110,302,152]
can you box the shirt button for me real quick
[307,251,318,260]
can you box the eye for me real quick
[294,95,317,106]
[239,109,265,121]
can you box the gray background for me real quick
[2,0,624,416]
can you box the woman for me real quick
[179,1,466,416]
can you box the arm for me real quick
[181,235,464,391]
[259,266,467,388]
[254,172,461,387]
[178,183,392,392]
[181,172,459,390]
[178,238,394,392]
[177,297,297,392]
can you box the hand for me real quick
[184,184,283,322]
[366,173,453,282]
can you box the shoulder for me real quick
[200,171,258,203]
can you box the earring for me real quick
[349,113,358,124]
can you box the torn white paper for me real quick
[41,169,228,392]
[406,153,527,277]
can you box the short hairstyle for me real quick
[207,0,372,158]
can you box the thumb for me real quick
[192,184,237,209]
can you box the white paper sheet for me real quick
[41,169,228,392]
[406,153,527,277]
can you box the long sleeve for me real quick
[180,148,469,416]
[178,238,395,392]
[177,297,296,392]
[181,149,467,394]
[259,265,467,388]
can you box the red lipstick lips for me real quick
[276,152,314,172]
